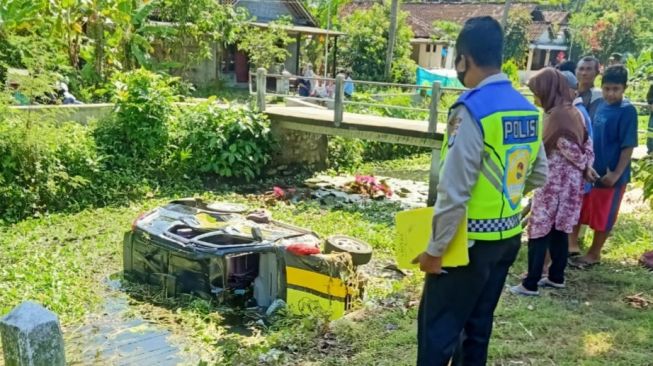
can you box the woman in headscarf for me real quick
[511,68,594,296]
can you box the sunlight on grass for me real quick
[583,331,614,357]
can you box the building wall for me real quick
[284,42,299,75]
[413,42,453,70]
[184,43,219,87]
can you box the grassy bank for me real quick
[1,156,652,365]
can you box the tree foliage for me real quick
[1,0,252,98]
[504,8,532,68]
[237,20,294,69]
[340,4,416,83]
[432,20,461,42]
[569,0,652,62]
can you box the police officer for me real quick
[414,17,548,366]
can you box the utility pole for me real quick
[384,0,399,80]
[501,0,512,30]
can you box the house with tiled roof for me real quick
[151,0,342,86]
[341,2,570,72]
[223,0,344,83]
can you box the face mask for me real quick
[455,54,467,87]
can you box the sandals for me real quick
[569,256,601,270]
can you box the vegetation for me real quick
[432,20,462,42]
[1,155,651,364]
[504,8,532,68]
[237,19,294,69]
[339,4,417,84]
[173,101,274,180]
[0,69,274,223]
[569,0,653,63]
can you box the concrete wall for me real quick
[413,42,454,70]
[185,43,219,88]
[9,102,328,169]
[11,104,114,124]
[270,124,328,170]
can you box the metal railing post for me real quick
[256,68,267,112]
[334,73,345,127]
[428,81,441,133]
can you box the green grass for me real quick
[1,157,652,365]
[639,115,651,145]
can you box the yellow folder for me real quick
[395,207,469,269]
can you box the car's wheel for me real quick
[324,235,373,266]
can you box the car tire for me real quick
[324,235,373,266]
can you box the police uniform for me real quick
[417,74,548,366]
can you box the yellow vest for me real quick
[441,80,542,241]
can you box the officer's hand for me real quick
[412,252,443,274]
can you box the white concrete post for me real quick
[428,81,441,133]
[527,48,535,71]
[0,302,66,366]
[278,67,291,95]
[334,73,345,127]
[256,68,267,112]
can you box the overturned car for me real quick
[123,198,372,319]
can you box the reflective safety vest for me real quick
[441,80,542,241]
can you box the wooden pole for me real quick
[385,0,399,80]
[256,68,267,112]
[334,73,345,127]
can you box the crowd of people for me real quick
[414,16,647,366]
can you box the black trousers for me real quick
[417,235,521,366]
[522,229,568,291]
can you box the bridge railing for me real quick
[251,68,652,137]
[250,68,470,134]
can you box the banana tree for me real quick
[0,0,47,33]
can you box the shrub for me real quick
[328,136,365,170]
[94,69,177,170]
[0,118,101,222]
[172,101,274,181]
[635,156,653,206]
[502,59,521,88]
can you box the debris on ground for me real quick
[258,348,285,364]
[624,293,652,309]
[305,174,429,208]
[342,175,393,199]
[265,299,287,317]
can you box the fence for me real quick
[251,68,652,139]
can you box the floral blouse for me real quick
[527,137,595,239]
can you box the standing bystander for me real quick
[570,65,639,268]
